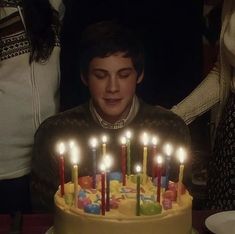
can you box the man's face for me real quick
[83,52,143,123]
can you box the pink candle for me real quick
[120,137,127,186]
[156,155,163,203]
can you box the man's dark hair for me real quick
[79,21,144,79]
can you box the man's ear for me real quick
[137,71,144,84]
[81,74,88,86]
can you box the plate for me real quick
[45,226,54,234]
[205,211,235,234]
[46,226,197,234]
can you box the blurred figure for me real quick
[172,0,235,210]
[0,0,64,213]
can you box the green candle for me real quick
[126,131,132,176]
[136,165,141,216]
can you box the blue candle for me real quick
[90,138,98,189]
[163,143,173,190]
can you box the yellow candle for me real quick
[101,135,107,160]
[70,143,80,207]
[126,130,132,176]
[176,147,186,204]
[142,132,149,184]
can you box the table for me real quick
[1,210,217,234]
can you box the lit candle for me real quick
[70,145,79,208]
[176,147,186,204]
[56,142,66,197]
[142,132,149,184]
[155,155,163,203]
[151,136,159,180]
[120,136,127,186]
[104,155,112,211]
[163,143,173,190]
[90,137,98,189]
[68,140,76,183]
[136,165,141,216]
[101,135,107,160]
[100,163,106,215]
[125,130,132,176]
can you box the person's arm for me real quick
[30,118,61,212]
[171,61,220,124]
[50,0,65,21]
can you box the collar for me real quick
[90,96,139,129]
[0,0,22,7]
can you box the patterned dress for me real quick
[207,92,235,210]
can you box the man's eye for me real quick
[94,72,107,79]
[119,71,131,78]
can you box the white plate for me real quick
[205,211,235,234]
[45,226,54,234]
[46,226,197,234]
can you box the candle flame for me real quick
[152,136,159,146]
[101,135,108,143]
[68,139,76,148]
[142,132,149,146]
[176,147,186,164]
[90,137,98,148]
[156,155,163,164]
[104,155,112,169]
[120,136,127,145]
[136,165,141,173]
[163,143,173,156]
[100,163,106,172]
[125,130,132,139]
[56,142,66,155]
[70,146,79,165]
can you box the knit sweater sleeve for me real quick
[171,61,220,124]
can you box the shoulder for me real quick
[35,103,90,138]
[140,101,186,124]
[136,100,190,146]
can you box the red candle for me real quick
[100,163,106,215]
[56,142,66,197]
[59,156,65,196]
[156,155,163,203]
[120,137,127,186]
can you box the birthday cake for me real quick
[53,175,192,234]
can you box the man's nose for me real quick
[106,76,119,92]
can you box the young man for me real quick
[31,21,190,211]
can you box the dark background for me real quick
[59,0,221,208]
[60,0,203,110]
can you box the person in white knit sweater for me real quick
[172,0,235,210]
[0,0,64,213]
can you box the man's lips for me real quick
[103,98,122,104]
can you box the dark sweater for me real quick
[31,99,190,211]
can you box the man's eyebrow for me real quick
[91,68,107,72]
[118,68,133,72]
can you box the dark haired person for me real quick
[31,21,190,211]
[0,0,64,213]
[172,0,235,210]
